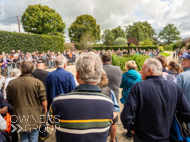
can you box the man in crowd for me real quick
[32,58,49,141]
[177,54,190,128]
[121,58,190,142]
[32,59,49,86]
[46,55,76,109]
[49,52,113,142]
[3,68,21,100]
[102,53,122,142]
[0,55,5,75]
[6,60,47,142]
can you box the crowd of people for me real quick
[0,48,161,77]
[0,48,190,142]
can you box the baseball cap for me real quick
[37,59,46,64]
[181,54,190,60]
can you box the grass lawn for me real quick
[159,52,170,57]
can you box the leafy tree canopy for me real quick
[68,14,101,43]
[113,37,128,46]
[21,4,66,37]
[111,26,126,40]
[159,24,181,44]
[125,21,156,42]
[101,29,115,46]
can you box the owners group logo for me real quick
[10,114,60,133]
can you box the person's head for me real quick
[102,53,112,64]
[36,59,46,70]
[14,55,18,59]
[97,69,108,88]
[156,56,167,68]
[125,60,137,71]
[168,61,182,74]
[181,54,190,69]
[75,52,102,84]
[10,68,21,77]
[20,60,34,74]
[55,55,66,69]
[17,50,20,54]
[140,58,162,80]
[0,55,2,59]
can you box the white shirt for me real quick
[0,114,7,130]
[3,77,15,99]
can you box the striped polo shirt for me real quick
[48,84,113,142]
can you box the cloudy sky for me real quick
[0,0,190,42]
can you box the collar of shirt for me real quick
[56,68,66,72]
[183,67,190,72]
[146,76,164,82]
[73,84,101,93]
[103,63,111,65]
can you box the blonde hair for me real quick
[125,60,137,71]
[97,69,109,88]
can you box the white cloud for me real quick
[0,0,190,41]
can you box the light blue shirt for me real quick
[110,90,120,112]
[177,67,190,104]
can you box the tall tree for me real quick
[111,26,126,40]
[21,4,66,37]
[159,24,181,44]
[101,29,115,46]
[68,14,101,43]
[125,21,156,42]
[75,31,95,51]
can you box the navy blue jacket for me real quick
[121,76,190,142]
[46,68,76,109]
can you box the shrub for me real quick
[164,44,173,51]
[140,39,153,46]
[0,31,65,53]
[93,45,158,51]
[112,54,149,71]
[113,37,128,46]
[158,46,164,52]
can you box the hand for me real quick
[0,107,8,114]
[43,108,47,113]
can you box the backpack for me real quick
[4,113,11,135]
[170,113,190,142]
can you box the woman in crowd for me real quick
[51,52,56,67]
[120,60,142,104]
[97,69,120,142]
[6,55,12,77]
[168,61,183,76]
[120,60,142,139]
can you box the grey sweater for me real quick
[103,64,122,100]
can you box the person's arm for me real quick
[38,81,47,112]
[69,75,76,92]
[41,100,47,113]
[110,90,120,113]
[111,90,120,119]
[120,74,126,88]
[121,84,139,131]
[0,114,7,131]
[176,87,190,122]
[0,107,8,114]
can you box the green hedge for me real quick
[112,54,149,71]
[93,45,158,51]
[0,31,65,53]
